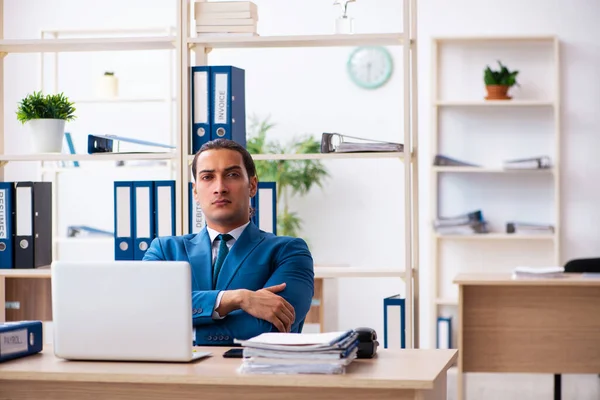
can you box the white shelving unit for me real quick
[0,0,420,348]
[181,0,419,347]
[429,35,561,348]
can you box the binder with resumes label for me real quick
[14,182,52,269]
[0,320,43,363]
[191,66,212,154]
[114,181,134,260]
[210,65,246,147]
[133,181,155,260]
[188,182,205,234]
[154,181,175,238]
[0,182,14,269]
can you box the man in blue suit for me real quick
[143,139,314,345]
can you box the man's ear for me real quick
[249,176,258,197]
[192,182,199,204]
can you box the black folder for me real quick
[14,182,52,269]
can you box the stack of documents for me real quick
[512,266,565,279]
[433,210,488,235]
[194,1,258,36]
[506,222,554,235]
[503,156,551,170]
[235,330,359,375]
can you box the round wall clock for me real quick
[347,46,393,89]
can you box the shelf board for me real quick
[0,153,177,163]
[0,36,175,53]
[187,152,404,163]
[436,233,556,240]
[188,33,405,49]
[435,298,458,306]
[314,266,405,279]
[435,100,554,107]
[74,97,175,104]
[0,266,404,279]
[0,268,50,278]
[432,35,557,43]
[433,166,554,174]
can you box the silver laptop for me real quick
[51,260,210,362]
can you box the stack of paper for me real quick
[512,266,565,278]
[194,1,258,36]
[235,330,359,375]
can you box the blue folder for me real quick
[0,320,43,362]
[0,182,14,269]
[210,66,246,147]
[190,66,212,154]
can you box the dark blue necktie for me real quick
[213,233,233,288]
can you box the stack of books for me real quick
[433,210,488,235]
[194,1,258,36]
[235,330,360,375]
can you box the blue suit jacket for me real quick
[143,222,314,345]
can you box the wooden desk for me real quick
[454,273,600,400]
[0,346,456,400]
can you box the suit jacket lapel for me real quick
[184,228,213,291]
[217,223,264,289]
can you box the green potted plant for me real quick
[247,115,329,239]
[97,71,118,98]
[483,60,519,100]
[16,91,76,153]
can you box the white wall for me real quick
[4,0,600,360]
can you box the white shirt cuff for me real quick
[212,291,226,319]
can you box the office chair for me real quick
[563,257,600,273]
[552,257,600,400]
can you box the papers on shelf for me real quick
[512,266,565,279]
[235,330,359,375]
[320,132,404,154]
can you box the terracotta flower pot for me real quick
[485,85,511,100]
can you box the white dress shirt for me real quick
[206,221,250,319]
[194,221,249,341]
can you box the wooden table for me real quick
[454,273,600,400]
[0,346,456,400]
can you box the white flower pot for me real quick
[28,119,65,153]
[96,75,119,98]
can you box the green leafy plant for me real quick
[247,115,329,238]
[484,60,519,87]
[104,71,115,76]
[16,91,76,124]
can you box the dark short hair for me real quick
[191,139,257,180]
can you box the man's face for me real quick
[193,149,257,231]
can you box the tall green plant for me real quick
[247,115,329,238]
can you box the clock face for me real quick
[347,46,393,89]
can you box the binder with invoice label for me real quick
[13,182,52,269]
[114,181,134,260]
[154,181,175,238]
[133,181,155,260]
[210,65,246,147]
[188,182,205,234]
[191,66,212,154]
[0,182,14,269]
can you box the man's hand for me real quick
[240,283,296,332]
[215,283,296,332]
